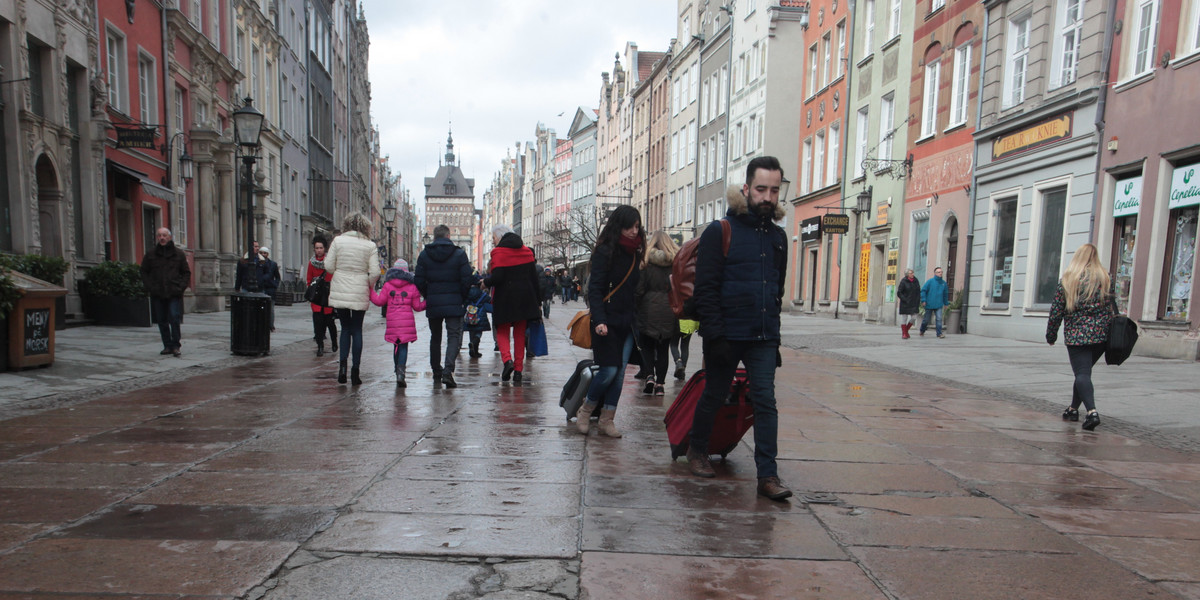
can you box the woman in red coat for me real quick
[306,234,338,356]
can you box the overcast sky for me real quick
[359,0,678,216]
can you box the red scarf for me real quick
[490,245,535,269]
[618,233,642,254]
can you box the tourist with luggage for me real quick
[635,231,680,396]
[687,156,793,500]
[368,259,426,387]
[575,205,644,437]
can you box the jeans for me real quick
[151,296,182,350]
[561,286,571,302]
[921,307,943,336]
[542,299,551,318]
[670,332,692,368]
[690,340,781,479]
[393,341,409,374]
[428,316,463,374]
[495,320,527,371]
[336,309,366,366]
[1067,343,1106,413]
[311,311,337,344]
[586,330,636,409]
[639,334,671,383]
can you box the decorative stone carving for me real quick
[90,76,108,116]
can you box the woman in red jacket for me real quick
[307,235,337,356]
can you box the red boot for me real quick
[901,323,911,339]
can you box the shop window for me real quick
[1112,216,1138,314]
[1033,187,1068,306]
[912,214,929,278]
[1161,207,1197,320]
[988,196,1019,307]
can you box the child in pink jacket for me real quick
[368,259,426,387]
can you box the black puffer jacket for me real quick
[415,237,473,318]
[635,249,679,341]
[140,241,191,298]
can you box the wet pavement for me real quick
[0,304,1197,599]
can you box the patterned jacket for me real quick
[1046,281,1115,346]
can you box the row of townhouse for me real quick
[2,0,416,318]
[481,0,1199,358]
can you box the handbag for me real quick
[527,320,549,356]
[304,270,331,306]
[568,258,637,349]
[1105,315,1139,366]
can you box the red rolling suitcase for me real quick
[664,368,753,460]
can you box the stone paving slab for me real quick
[812,504,1083,552]
[580,552,887,600]
[355,478,580,517]
[382,455,582,484]
[129,470,375,507]
[309,512,578,558]
[260,555,483,600]
[1022,506,1200,539]
[56,504,336,542]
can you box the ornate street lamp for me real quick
[383,198,397,265]
[230,97,269,356]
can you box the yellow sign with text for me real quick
[992,114,1073,160]
[858,243,870,302]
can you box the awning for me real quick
[107,160,176,202]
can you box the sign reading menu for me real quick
[1169,162,1200,209]
[23,308,51,356]
[1114,175,1143,217]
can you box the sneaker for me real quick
[1062,407,1079,421]
[1082,411,1101,431]
[502,360,515,381]
[757,477,793,501]
[513,371,523,384]
[654,384,665,396]
[674,362,686,380]
[441,372,457,388]
[686,449,715,478]
[937,334,946,339]
[643,376,656,395]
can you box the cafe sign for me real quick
[1169,162,1200,209]
[991,113,1073,161]
[1113,175,1142,217]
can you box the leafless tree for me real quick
[543,205,605,269]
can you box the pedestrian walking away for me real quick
[897,268,921,339]
[483,224,541,384]
[307,235,338,357]
[919,266,949,338]
[635,231,681,397]
[325,212,380,385]
[576,204,644,438]
[369,259,426,387]
[415,224,474,388]
[687,156,793,501]
[140,227,191,357]
[257,247,281,332]
[1046,243,1116,431]
[540,266,556,318]
[463,272,493,359]
[671,318,698,380]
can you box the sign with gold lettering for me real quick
[876,203,889,227]
[991,113,1073,161]
[858,243,870,302]
[822,213,850,234]
[116,126,157,149]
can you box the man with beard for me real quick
[686,156,793,501]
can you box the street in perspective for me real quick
[0,304,1198,599]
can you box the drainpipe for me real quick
[1090,0,1119,241]
[961,7,990,333]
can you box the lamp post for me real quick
[230,97,269,356]
[383,198,397,265]
[847,186,873,308]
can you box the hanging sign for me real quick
[115,126,157,149]
[1169,162,1200,209]
[800,216,822,243]
[1113,175,1142,217]
[858,243,870,302]
[822,213,850,234]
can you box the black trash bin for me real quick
[230,291,272,356]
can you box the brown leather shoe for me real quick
[686,448,715,478]
[757,477,793,501]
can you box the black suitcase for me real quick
[560,359,603,423]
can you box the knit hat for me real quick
[392,259,409,272]
[259,247,270,256]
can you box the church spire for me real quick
[445,125,456,166]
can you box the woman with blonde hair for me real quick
[325,212,380,385]
[1046,243,1116,431]
[635,230,681,396]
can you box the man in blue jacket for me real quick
[687,156,793,501]
[415,224,474,388]
[920,266,949,338]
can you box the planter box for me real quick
[84,295,151,327]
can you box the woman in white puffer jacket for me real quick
[325,212,380,385]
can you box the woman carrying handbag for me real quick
[1046,244,1116,431]
[575,205,644,438]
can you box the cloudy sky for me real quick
[359,0,679,214]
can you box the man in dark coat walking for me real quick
[539,266,556,317]
[687,156,793,501]
[897,268,921,339]
[140,227,191,357]
[415,224,473,387]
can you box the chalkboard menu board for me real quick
[23,307,51,356]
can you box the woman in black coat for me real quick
[483,224,541,383]
[635,231,680,397]
[575,205,644,438]
[897,268,921,339]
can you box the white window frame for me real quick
[932,0,946,10]
[855,106,869,179]
[879,93,895,160]
[719,66,728,114]
[708,135,717,182]
[1004,16,1031,107]
[173,86,184,133]
[1131,0,1160,77]
[921,60,940,139]
[1052,0,1085,88]
[689,62,699,103]
[864,0,876,55]
[836,21,846,78]
[137,52,156,125]
[688,120,697,164]
[105,29,128,114]
[814,130,826,192]
[672,78,681,116]
[827,121,840,188]
[983,188,1022,311]
[1189,0,1200,54]
[700,139,708,186]
[802,138,813,195]
[949,44,971,127]
[671,132,679,173]
[808,43,819,97]
[702,79,711,123]
[822,32,832,86]
[716,131,726,181]
[1025,177,1073,310]
[889,0,902,39]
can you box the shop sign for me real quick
[875,203,889,226]
[822,213,850,234]
[991,113,1073,161]
[858,243,870,302]
[1114,175,1143,217]
[800,216,822,243]
[116,126,157,149]
[1169,162,1200,209]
